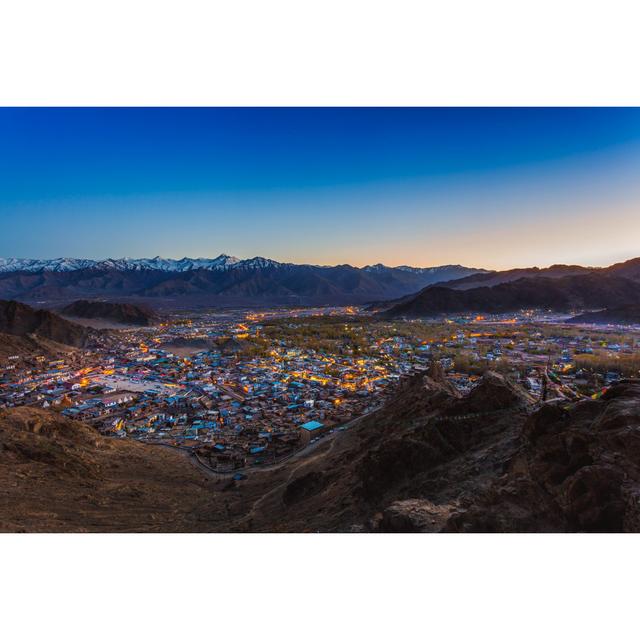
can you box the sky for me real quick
[1,107,640,270]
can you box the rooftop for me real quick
[300,420,324,431]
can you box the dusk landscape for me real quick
[3,107,640,532]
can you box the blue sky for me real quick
[1,108,640,269]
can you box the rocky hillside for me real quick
[3,370,640,532]
[382,273,640,317]
[0,300,90,347]
[236,364,534,531]
[441,381,640,532]
[233,365,640,532]
[0,408,235,532]
[61,299,158,326]
[433,264,591,291]
[424,256,640,292]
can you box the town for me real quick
[2,306,639,473]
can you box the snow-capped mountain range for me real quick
[0,255,487,306]
[0,255,475,274]
[0,255,276,273]
[362,263,471,275]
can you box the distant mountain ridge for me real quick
[415,258,640,292]
[381,256,640,317]
[0,254,483,275]
[0,256,485,306]
[0,254,246,273]
[436,264,592,290]
[6,254,640,311]
[362,262,476,276]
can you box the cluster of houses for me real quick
[2,306,639,471]
[0,309,421,469]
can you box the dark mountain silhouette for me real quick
[426,257,640,293]
[603,256,640,280]
[437,264,592,290]
[0,300,90,347]
[0,262,482,306]
[382,273,640,317]
[3,255,640,308]
[61,299,158,326]
[567,304,640,325]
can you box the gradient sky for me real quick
[1,107,640,270]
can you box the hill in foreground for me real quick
[230,365,640,532]
[3,368,640,532]
[0,408,238,532]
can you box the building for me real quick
[299,420,327,437]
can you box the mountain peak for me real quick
[0,255,482,282]
[0,259,488,305]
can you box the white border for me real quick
[2,533,638,639]
[1,0,639,106]
[2,1,639,638]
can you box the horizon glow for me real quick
[1,108,640,270]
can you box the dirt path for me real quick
[240,410,379,524]
[174,407,381,481]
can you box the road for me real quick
[143,407,380,480]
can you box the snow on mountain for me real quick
[133,255,244,271]
[395,264,471,274]
[0,258,97,272]
[0,255,483,276]
[362,263,391,273]
[363,263,481,275]
[0,254,275,273]
[233,256,285,270]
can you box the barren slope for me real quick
[0,408,242,532]
[3,370,640,533]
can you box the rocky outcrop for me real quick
[0,299,90,347]
[4,373,640,533]
[357,371,533,507]
[249,372,640,533]
[377,499,458,532]
[445,380,640,532]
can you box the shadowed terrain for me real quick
[60,299,159,326]
[0,300,90,347]
[3,367,640,532]
[568,304,640,325]
[383,273,640,317]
